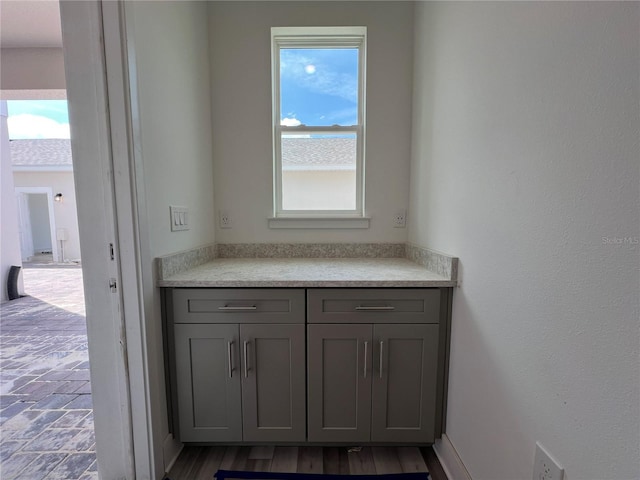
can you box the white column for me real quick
[0,100,24,300]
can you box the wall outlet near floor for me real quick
[533,442,564,480]
[219,210,232,229]
[394,209,407,228]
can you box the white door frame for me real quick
[60,1,154,478]
[14,187,59,262]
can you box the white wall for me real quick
[410,3,639,479]
[13,171,81,261]
[0,48,66,91]
[0,101,24,300]
[125,1,215,474]
[209,1,414,243]
[129,3,216,259]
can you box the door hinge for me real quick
[109,278,117,293]
[109,243,115,261]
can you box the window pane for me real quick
[281,133,356,211]
[280,48,359,127]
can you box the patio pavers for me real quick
[0,267,96,480]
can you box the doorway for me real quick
[15,188,58,264]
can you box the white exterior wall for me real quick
[209,1,414,243]
[282,170,355,211]
[0,101,24,300]
[13,171,81,262]
[410,3,639,479]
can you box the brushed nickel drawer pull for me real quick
[379,340,384,379]
[355,306,395,311]
[243,340,249,378]
[363,341,368,378]
[218,305,257,311]
[228,341,234,378]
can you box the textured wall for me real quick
[410,2,639,479]
[209,1,414,243]
[130,1,216,259]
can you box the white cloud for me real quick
[281,117,302,126]
[8,114,70,139]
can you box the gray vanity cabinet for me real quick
[174,323,242,442]
[168,286,450,445]
[240,323,306,442]
[171,289,306,443]
[307,324,372,442]
[371,323,439,443]
[307,289,441,444]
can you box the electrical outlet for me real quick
[533,443,564,480]
[219,210,232,229]
[394,209,407,228]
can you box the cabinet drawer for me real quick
[172,289,305,323]
[307,288,440,324]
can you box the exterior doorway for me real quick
[15,188,58,263]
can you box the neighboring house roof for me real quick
[10,137,354,171]
[282,137,356,170]
[10,139,73,169]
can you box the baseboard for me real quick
[434,434,472,480]
[162,433,183,474]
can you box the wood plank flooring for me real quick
[166,446,447,480]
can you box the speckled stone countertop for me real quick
[158,257,456,288]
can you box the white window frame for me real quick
[270,26,368,228]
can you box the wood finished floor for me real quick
[166,446,447,480]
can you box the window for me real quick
[271,27,367,226]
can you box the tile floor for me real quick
[0,267,97,480]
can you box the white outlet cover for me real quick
[533,442,564,480]
[219,210,232,229]
[394,209,407,228]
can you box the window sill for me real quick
[268,217,370,229]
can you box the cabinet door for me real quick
[174,324,242,442]
[307,324,372,442]
[240,324,306,441]
[371,324,439,443]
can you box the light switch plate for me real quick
[170,206,189,232]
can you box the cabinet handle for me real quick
[243,340,249,378]
[363,341,368,378]
[379,340,384,379]
[355,306,395,311]
[218,305,257,311]
[228,341,233,378]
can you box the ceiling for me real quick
[0,0,62,48]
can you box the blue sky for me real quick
[7,100,70,139]
[280,48,359,127]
